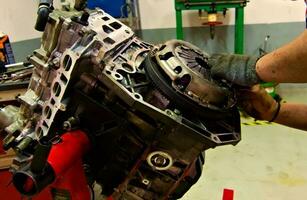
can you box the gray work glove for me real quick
[208,54,262,87]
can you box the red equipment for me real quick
[13,130,91,200]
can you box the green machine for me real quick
[175,0,248,54]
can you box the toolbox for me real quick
[0,32,15,66]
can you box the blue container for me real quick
[87,0,127,18]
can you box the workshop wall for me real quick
[0,0,40,42]
[1,0,305,61]
[140,22,305,55]
[0,0,62,43]
[139,0,305,29]
[1,0,304,42]
[138,0,305,55]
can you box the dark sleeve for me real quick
[0,60,6,73]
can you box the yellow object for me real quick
[208,13,218,22]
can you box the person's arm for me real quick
[237,85,307,131]
[257,30,307,83]
[209,30,307,86]
[274,103,307,131]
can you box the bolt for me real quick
[63,121,71,131]
[59,104,66,111]
[154,156,166,166]
[166,110,172,116]
[63,117,79,131]
[174,109,181,115]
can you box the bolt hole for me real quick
[174,66,182,74]
[134,94,141,99]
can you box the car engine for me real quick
[0,2,241,200]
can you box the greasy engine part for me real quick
[12,131,91,199]
[145,40,236,119]
[0,5,241,200]
[35,0,54,31]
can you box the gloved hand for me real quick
[236,85,279,121]
[209,54,261,87]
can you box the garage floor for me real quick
[181,85,307,200]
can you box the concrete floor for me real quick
[181,85,307,200]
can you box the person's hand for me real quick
[208,54,261,87]
[236,85,279,121]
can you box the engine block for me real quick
[0,8,241,200]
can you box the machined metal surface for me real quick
[153,40,235,112]
[0,7,241,200]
